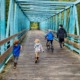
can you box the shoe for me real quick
[37,57,39,60]
[13,62,17,69]
[35,60,37,63]
[13,67,16,69]
[63,43,64,47]
[60,43,62,48]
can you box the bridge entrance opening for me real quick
[30,22,39,30]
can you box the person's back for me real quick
[57,27,67,38]
[45,30,54,49]
[34,39,44,63]
[34,43,43,53]
[13,44,21,57]
[57,24,67,48]
[13,40,22,69]
[45,31,54,40]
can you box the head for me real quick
[34,39,40,43]
[59,24,63,28]
[13,39,19,45]
[48,29,52,32]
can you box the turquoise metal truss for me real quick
[0,0,30,72]
[0,0,80,73]
[40,0,80,54]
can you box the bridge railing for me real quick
[0,29,27,72]
[40,1,80,54]
[0,0,30,73]
[53,31,80,53]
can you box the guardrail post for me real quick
[63,10,67,31]
[0,0,6,54]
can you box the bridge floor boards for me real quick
[3,30,80,80]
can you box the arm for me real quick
[45,34,48,39]
[40,44,44,52]
[64,29,67,37]
[20,45,22,50]
[57,30,59,38]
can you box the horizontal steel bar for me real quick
[26,13,55,16]
[75,0,80,5]
[19,4,66,9]
[22,9,63,12]
[24,11,59,14]
[16,1,74,6]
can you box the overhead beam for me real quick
[22,9,63,12]
[25,13,55,16]
[16,1,74,6]
[75,0,80,5]
[24,11,58,14]
[19,4,66,9]
[20,5,65,9]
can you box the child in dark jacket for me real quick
[57,24,67,48]
[13,40,22,69]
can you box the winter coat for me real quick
[34,43,44,53]
[13,44,21,57]
[57,28,67,39]
[45,32,54,40]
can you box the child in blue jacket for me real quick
[13,40,22,69]
[45,29,54,48]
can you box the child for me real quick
[13,39,22,69]
[34,39,44,63]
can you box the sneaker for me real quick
[60,43,62,48]
[63,43,64,47]
[13,67,16,69]
[35,60,37,63]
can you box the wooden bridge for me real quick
[0,0,80,80]
[0,30,80,80]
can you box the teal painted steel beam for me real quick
[6,0,13,38]
[10,0,14,45]
[23,9,63,12]
[20,5,65,9]
[26,14,55,16]
[74,5,79,35]
[59,12,62,24]
[16,1,74,6]
[75,0,80,5]
[55,15,58,31]
[0,0,6,54]
[14,3,19,35]
[24,11,57,15]
[63,10,67,31]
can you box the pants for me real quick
[35,52,40,58]
[46,40,53,46]
[14,56,19,63]
[59,38,64,43]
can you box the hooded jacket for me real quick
[57,28,67,38]
[45,32,54,40]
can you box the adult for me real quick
[57,24,67,48]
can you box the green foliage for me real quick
[30,22,39,30]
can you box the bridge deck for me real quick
[3,30,80,80]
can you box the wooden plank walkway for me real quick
[2,30,80,80]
